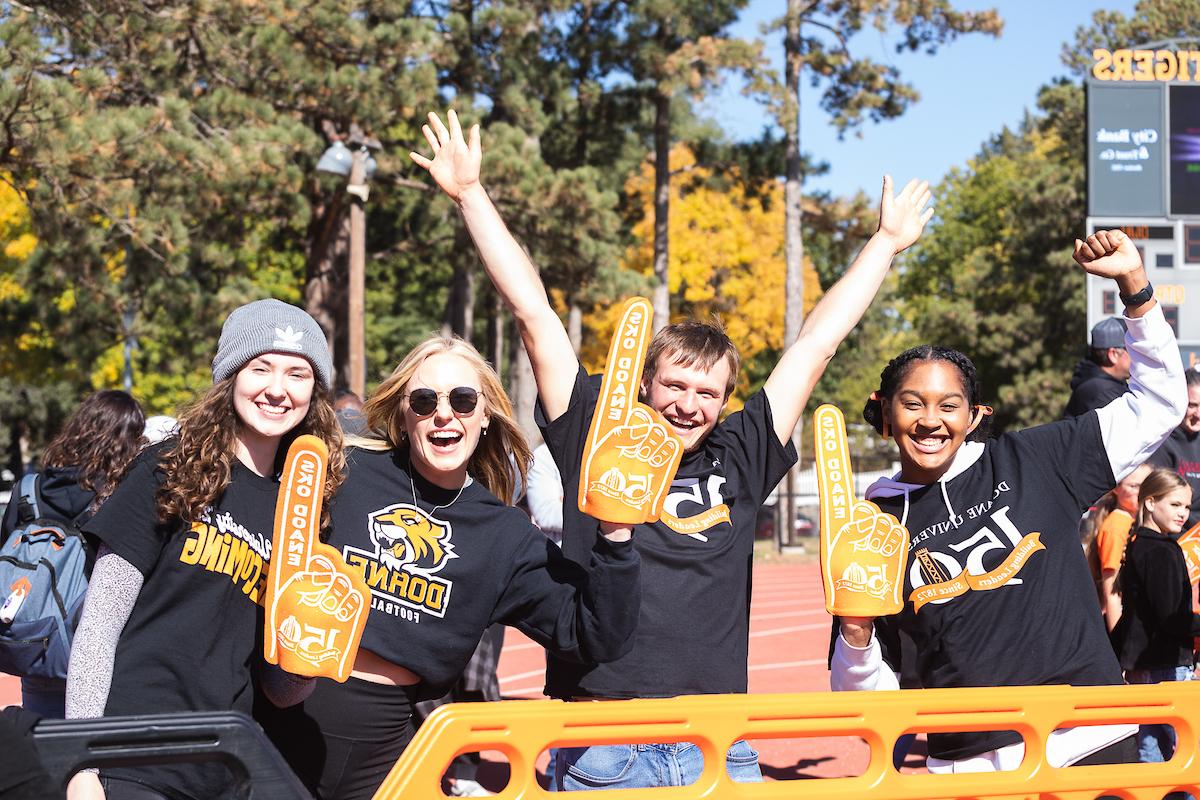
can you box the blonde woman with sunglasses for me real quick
[256,333,640,800]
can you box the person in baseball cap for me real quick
[1064,317,1131,418]
[64,298,345,800]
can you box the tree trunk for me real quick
[508,319,541,447]
[305,192,349,388]
[651,89,671,333]
[444,231,477,340]
[780,0,805,550]
[568,300,583,355]
[488,290,505,376]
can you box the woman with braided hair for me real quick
[830,230,1187,772]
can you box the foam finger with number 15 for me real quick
[579,297,684,524]
[264,436,369,682]
[814,405,908,616]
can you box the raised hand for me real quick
[876,175,934,254]
[579,297,684,525]
[409,109,482,202]
[814,404,909,617]
[1072,229,1143,279]
[264,436,369,682]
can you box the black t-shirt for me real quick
[320,447,640,701]
[867,412,1123,761]
[83,445,277,800]
[1149,426,1200,528]
[538,367,797,698]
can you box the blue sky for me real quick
[703,0,1137,199]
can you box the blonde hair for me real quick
[359,334,531,505]
[1136,467,1190,529]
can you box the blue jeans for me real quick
[552,740,760,791]
[1126,665,1194,763]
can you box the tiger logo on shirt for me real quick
[367,504,457,575]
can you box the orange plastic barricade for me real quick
[372,682,1200,799]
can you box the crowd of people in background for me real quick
[1,109,1197,800]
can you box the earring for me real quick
[482,427,489,437]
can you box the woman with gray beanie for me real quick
[64,299,345,800]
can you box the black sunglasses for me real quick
[405,387,480,416]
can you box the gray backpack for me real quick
[0,474,90,679]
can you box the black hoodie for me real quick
[1,466,96,536]
[1063,358,1127,418]
[1111,526,1200,671]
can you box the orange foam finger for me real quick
[579,298,683,524]
[265,435,328,665]
[814,406,909,617]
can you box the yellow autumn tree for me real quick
[584,144,822,410]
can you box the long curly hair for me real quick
[358,334,531,505]
[156,378,345,532]
[42,390,146,512]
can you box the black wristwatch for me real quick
[1119,281,1154,307]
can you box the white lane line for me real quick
[499,668,546,686]
[500,641,543,654]
[749,622,829,639]
[749,658,826,671]
[750,608,827,622]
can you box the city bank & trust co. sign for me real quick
[1092,48,1200,82]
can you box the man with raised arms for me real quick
[411,109,933,790]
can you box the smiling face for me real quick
[641,353,730,452]
[1182,384,1200,436]
[403,352,489,489]
[884,360,983,485]
[1145,485,1193,535]
[232,353,315,448]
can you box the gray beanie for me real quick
[212,299,333,389]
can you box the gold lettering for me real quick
[1134,49,1154,81]
[180,525,206,564]
[1156,50,1178,81]
[223,537,247,576]
[1092,48,1112,80]
[1112,49,1134,81]
[200,528,223,569]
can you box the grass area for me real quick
[753,537,819,564]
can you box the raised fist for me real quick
[814,405,909,616]
[264,436,369,682]
[579,298,684,524]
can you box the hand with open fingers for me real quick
[579,297,684,525]
[876,175,935,254]
[264,436,369,682]
[1072,229,1143,278]
[814,404,909,617]
[409,109,482,202]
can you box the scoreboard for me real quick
[1087,47,1200,365]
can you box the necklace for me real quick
[409,461,467,517]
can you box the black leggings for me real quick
[258,677,419,800]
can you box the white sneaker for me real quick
[449,779,492,797]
